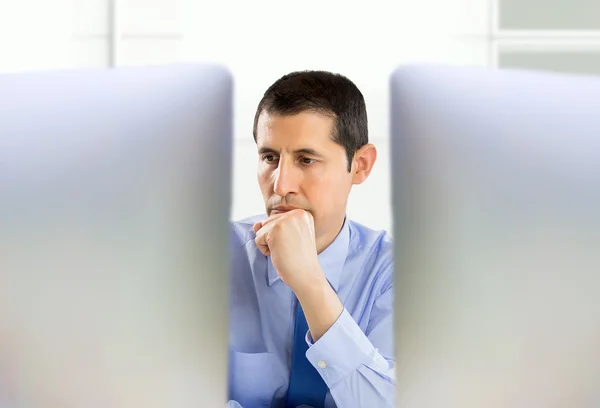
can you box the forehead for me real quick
[255,111,338,149]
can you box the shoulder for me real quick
[347,219,393,262]
[347,219,394,289]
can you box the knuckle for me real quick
[291,208,306,219]
[302,211,312,222]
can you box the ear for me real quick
[351,144,377,185]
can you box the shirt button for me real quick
[317,360,327,368]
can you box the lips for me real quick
[271,207,298,213]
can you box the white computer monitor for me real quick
[391,65,600,408]
[0,64,232,408]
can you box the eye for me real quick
[262,154,278,163]
[300,157,316,165]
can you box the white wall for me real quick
[0,0,71,72]
[0,0,492,232]
[181,0,492,231]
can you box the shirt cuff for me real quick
[304,308,375,386]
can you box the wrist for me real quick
[296,279,330,305]
[290,264,329,300]
[294,271,344,342]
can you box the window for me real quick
[492,0,600,75]
[72,0,183,68]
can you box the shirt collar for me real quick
[267,217,351,291]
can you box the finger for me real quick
[261,211,287,226]
[254,226,271,256]
[255,225,266,246]
[255,241,270,256]
[257,243,270,256]
[253,211,284,231]
[255,236,270,255]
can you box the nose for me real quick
[273,158,300,197]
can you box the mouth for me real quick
[271,206,298,214]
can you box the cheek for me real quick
[303,168,351,204]
[308,164,352,186]
[257,167,273,192]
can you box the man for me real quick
[227,71,395,408]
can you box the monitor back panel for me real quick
[0,64,233,408]
[391,65,600,408]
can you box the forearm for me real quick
[295,274,343,341]
[293,266,395,407]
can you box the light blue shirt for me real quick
[227,215,395,408]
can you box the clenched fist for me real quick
[253,209,324,293]
[254,208,344,341]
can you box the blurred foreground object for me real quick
[391,65,600,408]
[0,64,232,408]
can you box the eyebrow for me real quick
[258,147,324,158]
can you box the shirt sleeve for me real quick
[304,284,395,408]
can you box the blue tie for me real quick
[285,301,328,408]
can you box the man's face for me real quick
[255,110,354,239]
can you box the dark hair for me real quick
[252,70,368,172]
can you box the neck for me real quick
[315,214,346,254]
